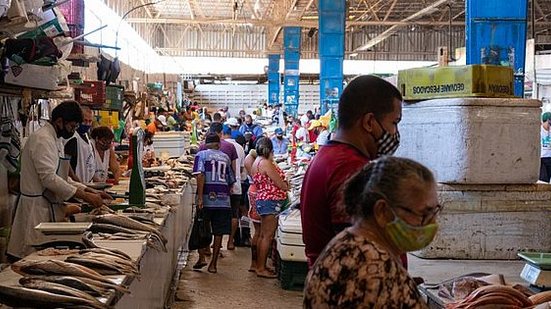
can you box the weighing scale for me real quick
[33,222,92,249]
[518,252,551,289]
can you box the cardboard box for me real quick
[398,65,515,101]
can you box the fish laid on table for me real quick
[93,214,167,245]
[82,231,133,261]
[18,278,109,309]
[90,223,145,236]
[12,259,115,285]
[90,205,116,216]
[79,248,133,262]
[37,248,81,256]
[19,276,108,297]
[65,255,139,277]
[0,285,101,308]
[123,206,156,214]
[79,252,138,271]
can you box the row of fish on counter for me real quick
[0,159,195,308]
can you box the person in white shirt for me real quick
[222,125,246,250]
[540,112,551,182]
[295,122,310,143]
[64,106,95,183]
[90,126,120,184]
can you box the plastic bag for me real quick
[188,209,212,251]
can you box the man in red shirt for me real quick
[300,75,403,268]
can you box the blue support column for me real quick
[466,0,528,97]
[318,0,345,115]
[267,54,280,106]
[283,27,301,117]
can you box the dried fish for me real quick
[19,276,107,297]
[37,248,80,256]
[12,259,114,285]
[94,214,167,245]
[65,256,138,277]
[0,285,98,308]
[18,278,109,309]
[82,232,132,261]
[90,223,143,235]
[79,248,132,262]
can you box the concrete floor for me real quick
[172,243,528,309]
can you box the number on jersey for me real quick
[210,160,227,182]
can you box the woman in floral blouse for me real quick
[304,156,441,308]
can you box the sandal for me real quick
[256,270,278,279]
[192,262,207,270]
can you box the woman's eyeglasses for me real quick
[393,204,443,226]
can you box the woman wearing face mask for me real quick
[90,126,120,184]
[304,156,440,308]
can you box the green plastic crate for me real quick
[103,85,124,111]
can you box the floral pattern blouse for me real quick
[303,229,428,309]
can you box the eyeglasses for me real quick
[392,204,443,226]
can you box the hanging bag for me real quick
[188,208,212,251]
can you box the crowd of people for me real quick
[191,75,443,307]
[6,74,444,307]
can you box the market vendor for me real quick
[65,106,95,183]
[90,126,121,184]
[270,128,289,155]
[308,119,330,148]
[7,101,109,260]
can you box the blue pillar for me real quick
[318,0,345,115]
[466,0,528,97]
[283,27,301,117]
[267,54,280,106]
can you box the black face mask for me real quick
[277,135,283,140]
[58,121,74,139]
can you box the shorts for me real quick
[230,194,241,219]
[203,208,232,235]
[255,200,285,216]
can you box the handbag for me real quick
[188,208,212,251]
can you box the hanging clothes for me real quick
[92,140,110,182]
[7,122,77,258]
[0,96,21,173]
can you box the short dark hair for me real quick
[51,100,83,123]
[205,132,220,144]
[213,113,222,122]
[235,135,246,147]
[91,126,115,140]
[255,137,273,158]
[338,75,402,130]
[209,122,223,134]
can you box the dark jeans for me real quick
[540,158,551,182]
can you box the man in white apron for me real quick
[65,106,95,183]
[7,101,107,259]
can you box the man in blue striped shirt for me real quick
[193,132,236,273]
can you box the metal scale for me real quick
[33,222,92,249]
[518,252,551,289]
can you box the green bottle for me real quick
[191,120,198,145]
[129,129,145,206]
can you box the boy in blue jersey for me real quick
[193,132,236,273]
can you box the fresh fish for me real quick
[76,276,131,294]
[125,215,159,227]
[19,276,107,297]
[77,253,139,273]
[82,231,133,261]
[123,206,156,214]
[37,248,80,256]
[18,278,109,309]
[94,214,167,244]
[0,285,95,308]
[90,223,143,235]
[65,256,137,277]
[11,259,115,285]
[79,248,133,262]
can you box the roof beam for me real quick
[186,0,195,20]
[139,0,153,18]
[127,17,464,27]
[383,0,398,22]
[353,0,450,52]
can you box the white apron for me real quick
[72,132,95,183]
[92,140,110,182]
[7,123,77,258]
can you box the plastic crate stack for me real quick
[74,81,106,107]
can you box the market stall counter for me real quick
[0,177,195,309]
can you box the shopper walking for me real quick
[300,75,403,268]
[540,112,551,182]
[250,137,289,278]
[304,157,439,308]
[192,132,236,273]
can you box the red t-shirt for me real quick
[300,141,370,267]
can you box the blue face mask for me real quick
[77,124,91,135]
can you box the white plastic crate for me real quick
[153,132,187,158]
[396,98,541,184]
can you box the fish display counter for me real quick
[0,165,196,309]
